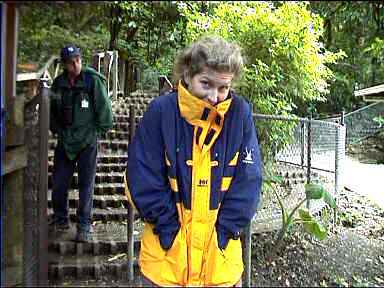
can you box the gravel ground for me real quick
[251,187,384,287]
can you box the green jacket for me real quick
[49,66,113,160]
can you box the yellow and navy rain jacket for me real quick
[125,82,262,286]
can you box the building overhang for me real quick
[354,83,384,102]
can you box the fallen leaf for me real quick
[107,253,126,262]
[285,279,290,286]
[352,275,361,282]
[379,256,384,264]
[375,277,384,283]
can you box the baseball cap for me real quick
[60,44,81,62]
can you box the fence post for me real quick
[127,105,136,282]
[242,223,251,287]
[335,113,346,207]
[38,79,49,286]
[300,120,305,168]
[306,117,312,210]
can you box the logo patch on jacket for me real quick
[81,99,89,108]
[242,147,255,164]
[197,179,208,187]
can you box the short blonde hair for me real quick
[173,35,243,84]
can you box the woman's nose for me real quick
[207,89,218,104]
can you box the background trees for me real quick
[310,1,384,114]
[17,1,384,115]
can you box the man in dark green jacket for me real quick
[49,44,113,242]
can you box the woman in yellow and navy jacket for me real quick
[125,36,262,287]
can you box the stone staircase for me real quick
[47,92,156,286]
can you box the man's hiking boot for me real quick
[74,230,93,243]
[48,217,70,232]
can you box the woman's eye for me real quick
[201,81,209,88]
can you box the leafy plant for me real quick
[265,175,337,255]
[373,116,384,126]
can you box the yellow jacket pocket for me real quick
[203,228,243,286]
[140,223,188,286]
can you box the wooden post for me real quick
[37,79,49,286]
[119,57,125,97]
[103,51,111,96]
[112,50,118,100]
[2,3,26,287]
[127,105,136,282]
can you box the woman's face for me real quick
[185,67,234,106]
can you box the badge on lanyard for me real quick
[81,99,89,108]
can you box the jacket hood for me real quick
[83,66,107,84]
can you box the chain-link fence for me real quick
[324,102,384,145]
[344,102,384,145]
[251,114,345,232]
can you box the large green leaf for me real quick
[305,183,337,209]
[268,175,284,184]
[298,209,327,240]
[322,190,337,209]
[304,183,324,200]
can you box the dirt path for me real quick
[344,156,384,209]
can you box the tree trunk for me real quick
[109,4,121,51]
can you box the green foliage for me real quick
[373,116,384,126]
[305,183,337,208]
[17,1,384,114]
[179,1,344,162]
[111,1,186,82]
[18,2,110,68]
[309,2,384,114]
[17,1,186,89]
[181,2,343,111]
[298,209,327,240]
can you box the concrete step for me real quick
[49,162,127,173]
[113,121,130,132]
[48,139,129,153]
[48,183,124,196]
[49,238,141,257]
[48,153,128,165]
[112,114,131,122]
[111,112,143,122]
[104,130,130,141]
[48,172,124,188]
[111,98,152,108]
[47,190,128,209]
[47,207,129,222]
[46,183,125,196]
[48,254,139,281]
[48,222,142,256]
